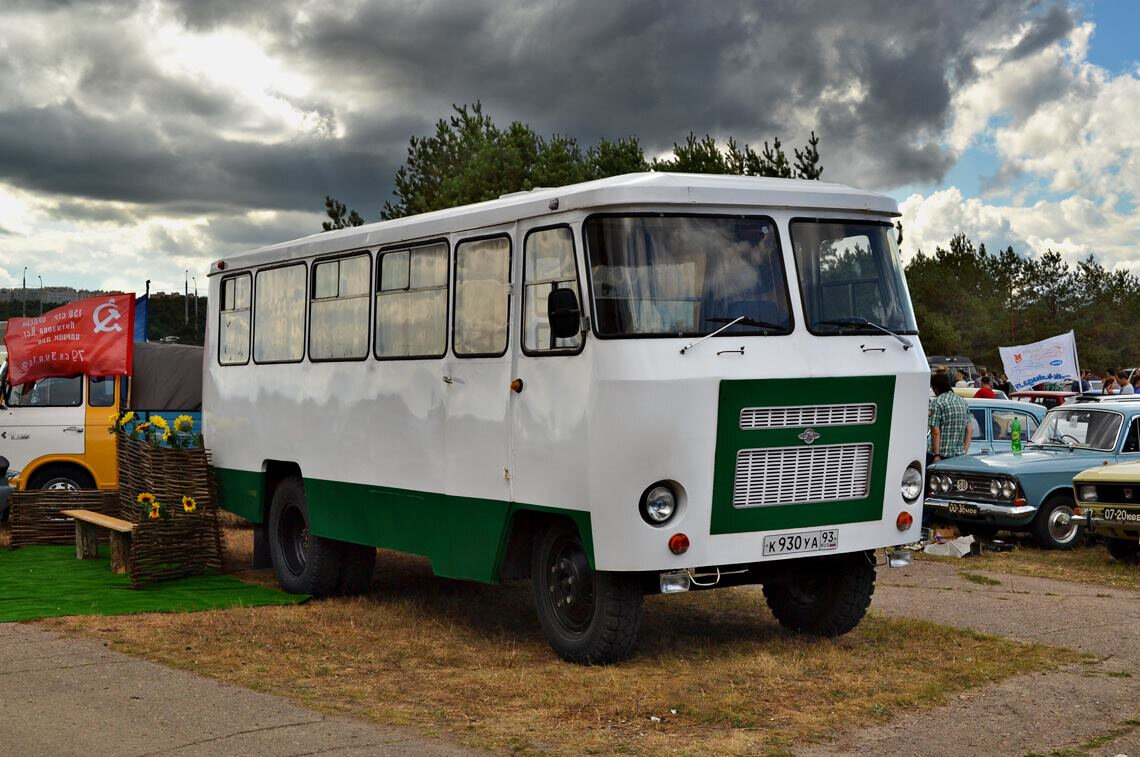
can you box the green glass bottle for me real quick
[1011,415,1022,455]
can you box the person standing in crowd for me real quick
[975,374,996,399]
[998,373,1014,396]
[1104,373,1118,395]
[954,369,970,388]
[975,367,988,389]
[929,372,971,466]
[1120,371,1135,395]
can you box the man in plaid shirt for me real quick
[928,372,971,465]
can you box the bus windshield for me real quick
[790,220,917,336]
[584,215,793,338]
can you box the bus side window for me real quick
[523,227,582,354]
[310,253,370,361]
[253,264,306,364]
[219,273,252,365]
[88,376,115,407]
[375,242,448,359]
[454,236,510,357]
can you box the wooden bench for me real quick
[60,509,135,574]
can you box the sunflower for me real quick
[121,411,135,425]
[148,506,161,520]
[163,428,172,442]
[173,415,195,433]
[182,495,197,513]
[150,415,170,430]
[137,492,156,506]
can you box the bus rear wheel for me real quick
[531,521,643,665]
[268,476,343,597]
[28,465,95,491]
[762,552,875,637]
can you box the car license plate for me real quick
[1102,507,1140,523]
[763,529,839,556]
[947,502,981,517]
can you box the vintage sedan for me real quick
[964,398,1046,456]
[1071,463,1140,563]
[925,401,1140,548]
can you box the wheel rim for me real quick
[544,533,595,633]
[1047,505,1079,544]
[43,478,79,491]
[278,501,309,576]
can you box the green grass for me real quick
[0,544,305,621]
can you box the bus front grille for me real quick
[739,403,876,430]
[732,444,872,508]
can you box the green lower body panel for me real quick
[213,466,592,584]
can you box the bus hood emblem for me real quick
[798,428,821,445]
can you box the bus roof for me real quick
[211,172,900,274]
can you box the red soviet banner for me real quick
[3,294,135,385]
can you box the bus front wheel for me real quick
[531,521,643,665]
[762,552,875,637]
[268,476,343,597]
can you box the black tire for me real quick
[1105,537,1140,564]
[27,465,96,491]
[762,551,876,637]
[1031,493,1085,550]
[268,476,343,596]
[532,521,643,665]
[959,523,998,541]
[337,543,378,595]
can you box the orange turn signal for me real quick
[896,511,913,531]
[1013,497,1026,506]
[510,378,524,393]
[668,533,690,555]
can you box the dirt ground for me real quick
[804,559,1140,756]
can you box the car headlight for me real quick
[640,483,677,525]
[901,462,922,503]
[1001,480,1016,499]
[990,480,1001,498]
[1078,484,1097,502]
[939,475,951,494]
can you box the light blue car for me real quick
[925,399,1140,548]
[964,398,1047,456]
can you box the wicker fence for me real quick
[9,490,120,547]
[116,431,223,587]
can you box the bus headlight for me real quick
[901,463,922,503]
[1078,484,1097,502]
[640,483,677,525]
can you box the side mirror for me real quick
[547,287,582,340]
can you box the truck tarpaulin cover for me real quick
[131,342,203,411]
[3,294,135,385]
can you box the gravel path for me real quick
[802,559,1140,757]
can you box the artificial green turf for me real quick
[0,545,306,622]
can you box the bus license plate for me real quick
[763,529,839,556]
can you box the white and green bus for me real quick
[204,172,927,664]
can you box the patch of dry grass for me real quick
[40,531,1080,755]
[919,532,1140,591]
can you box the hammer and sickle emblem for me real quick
[93,302,124,333]
[798,428,821,445]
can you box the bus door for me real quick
[443,235,514,520]
[83,376,119,487]
[509,225,589,511]
[1,375,86,483]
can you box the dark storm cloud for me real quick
[0,0,1083,226]
[1006,4,1076,61]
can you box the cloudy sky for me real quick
[0,0,1136,295]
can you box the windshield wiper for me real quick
[706,316,787,331]
[819,317,913,351]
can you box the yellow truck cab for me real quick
[0,343,203,509]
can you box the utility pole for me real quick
[184,270,189,324]
[38,275,43,315]
[144,279,150,342]
[21,266,26,317]
[192,276,199,329]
